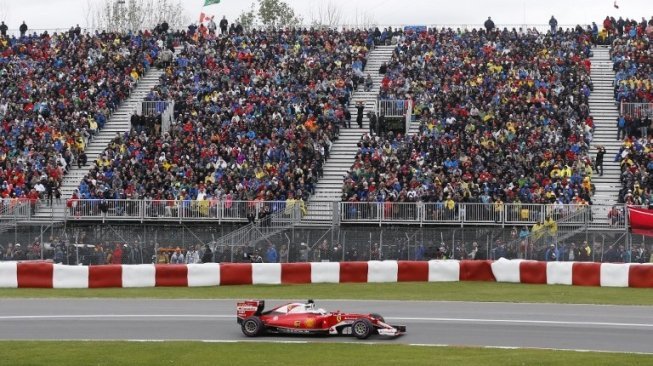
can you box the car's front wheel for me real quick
[241,316,264,337]
[351,318,373,339]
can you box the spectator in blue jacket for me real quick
[266,244,278,263]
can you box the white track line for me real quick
[1,314,652,329]
[385,317,653,328]
[34,339,653,355]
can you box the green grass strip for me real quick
[1,282,652,305]
[2,341,652,366]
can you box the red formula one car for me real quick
[236,300,406,339]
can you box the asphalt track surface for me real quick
[0,299,652,354]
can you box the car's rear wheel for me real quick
[351,318,373,339]
[369,313,385,323]
[241,316,264,337]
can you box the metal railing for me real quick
[5,198,630,232]
[138,100,175,134]
[340,202,627,230]
[0,199,31,219]
[378,99,410,117]
[212,202,301,250]
[620,102,653,118]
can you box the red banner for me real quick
[629,207,653,236]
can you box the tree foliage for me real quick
[258,0,302,28]
[236,0,302,30]
[235,3,257,31]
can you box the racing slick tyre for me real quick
[369,313,385,323]
[241,316,265,337]
[352,318,374,339]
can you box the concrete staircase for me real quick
[303,45,395,224]
[407,114,420,136]
[588,46,621,208]
[31,68,165,221]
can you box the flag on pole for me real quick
[204,0,220,6]
[199,12,207,23]
[613,0,619,9]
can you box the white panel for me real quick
[122,264,156,288]
[187,263,220,287]
[310,262,340,283]
[600,263,630,287]
[252,263,281,285]
[491,258,522,283]
[53,264,89,289]
[428,260,460,282]
[0,262,18,288]
[546,262,573,285]
[367,261,398,283]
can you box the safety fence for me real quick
[1,260,651,289]
[138,100,175,134]
[0,199,31,219]
[63,199,300,223]
[378,99,410,117]
[9,200,621,229]
[3,223,642,266]
[339,202,626,230]
[620,102,653,119]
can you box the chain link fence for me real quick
[1,223,650,265]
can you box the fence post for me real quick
[405,99,413,133]
[459,203,464,228]
[379,202,383,227]
[623,204,628,232]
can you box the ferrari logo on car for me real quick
[294,320,301,328]
[305,318,315,328]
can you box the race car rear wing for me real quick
[237,300,265,322]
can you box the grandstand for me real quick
[1,17,652,265]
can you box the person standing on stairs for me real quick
[368,111,377,135]
[595,146,606,176]
[344,108,351,128]
[356,101,364,129]
[364,74,373,92]
[639,114,650,139]
[617,114,626,140]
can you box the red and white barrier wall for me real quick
[0,260,651,289]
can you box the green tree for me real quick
[235,3,257,31]
[257,0,302,29]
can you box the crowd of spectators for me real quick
[610,16,653,205]
[612,16,653,103]
[74,27,373,206]
[345,26,596,208]
[0,26,163,210]
[2,234,651,263]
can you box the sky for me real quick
[1,0,653,32]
